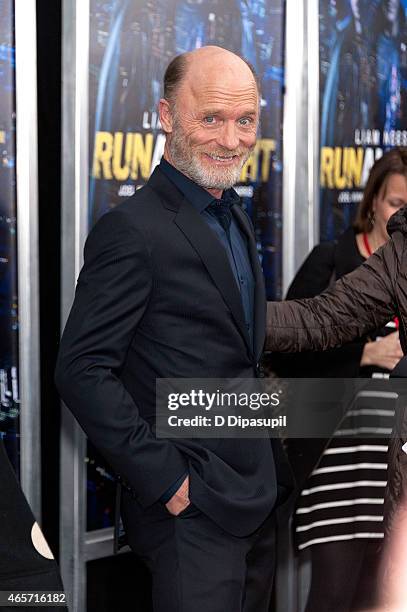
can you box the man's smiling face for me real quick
[160,47,259,197]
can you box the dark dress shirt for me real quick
[160,158,255,345]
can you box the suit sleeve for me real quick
[55,209,188,508]
[266,238,399,353]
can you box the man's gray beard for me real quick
[168,124,252,191]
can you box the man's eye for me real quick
[239,117,252,126]
[203,116,216,124]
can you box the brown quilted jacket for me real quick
[266,206,407,536]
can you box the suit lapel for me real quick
[174,198,252,354]
[231,205,266,360]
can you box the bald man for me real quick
[55,47,293,611]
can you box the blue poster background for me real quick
[0,0,19,475]
[319,0,407,240]
[87,0,285,530]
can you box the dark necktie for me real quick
[207,199,232,233]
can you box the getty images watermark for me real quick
[156,378,286,438]
[166,387,286,431]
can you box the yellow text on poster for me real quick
[92,131,276,183]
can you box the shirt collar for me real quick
[159,158,240,213]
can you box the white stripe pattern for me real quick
[296,389,393,549]
[354,390,398,399]
[334,427,392,435]
[345,409,395,417]
[301,480,387,496]
[298,533,384,551]
[312,462,387,475]
[296,516,383,532]
[323,445,388,454]
[297,498,384,514]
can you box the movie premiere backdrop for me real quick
[320,0,407,240]
[0,0,19,474]
[87,0,285,530]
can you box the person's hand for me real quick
[360,331,403,371]
[165,476,190,516]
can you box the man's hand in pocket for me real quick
[165,475,190,516]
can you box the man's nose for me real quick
[217,122,239,150]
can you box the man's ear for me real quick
[159,98,173,133]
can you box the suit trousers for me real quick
[121,494,276,612]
